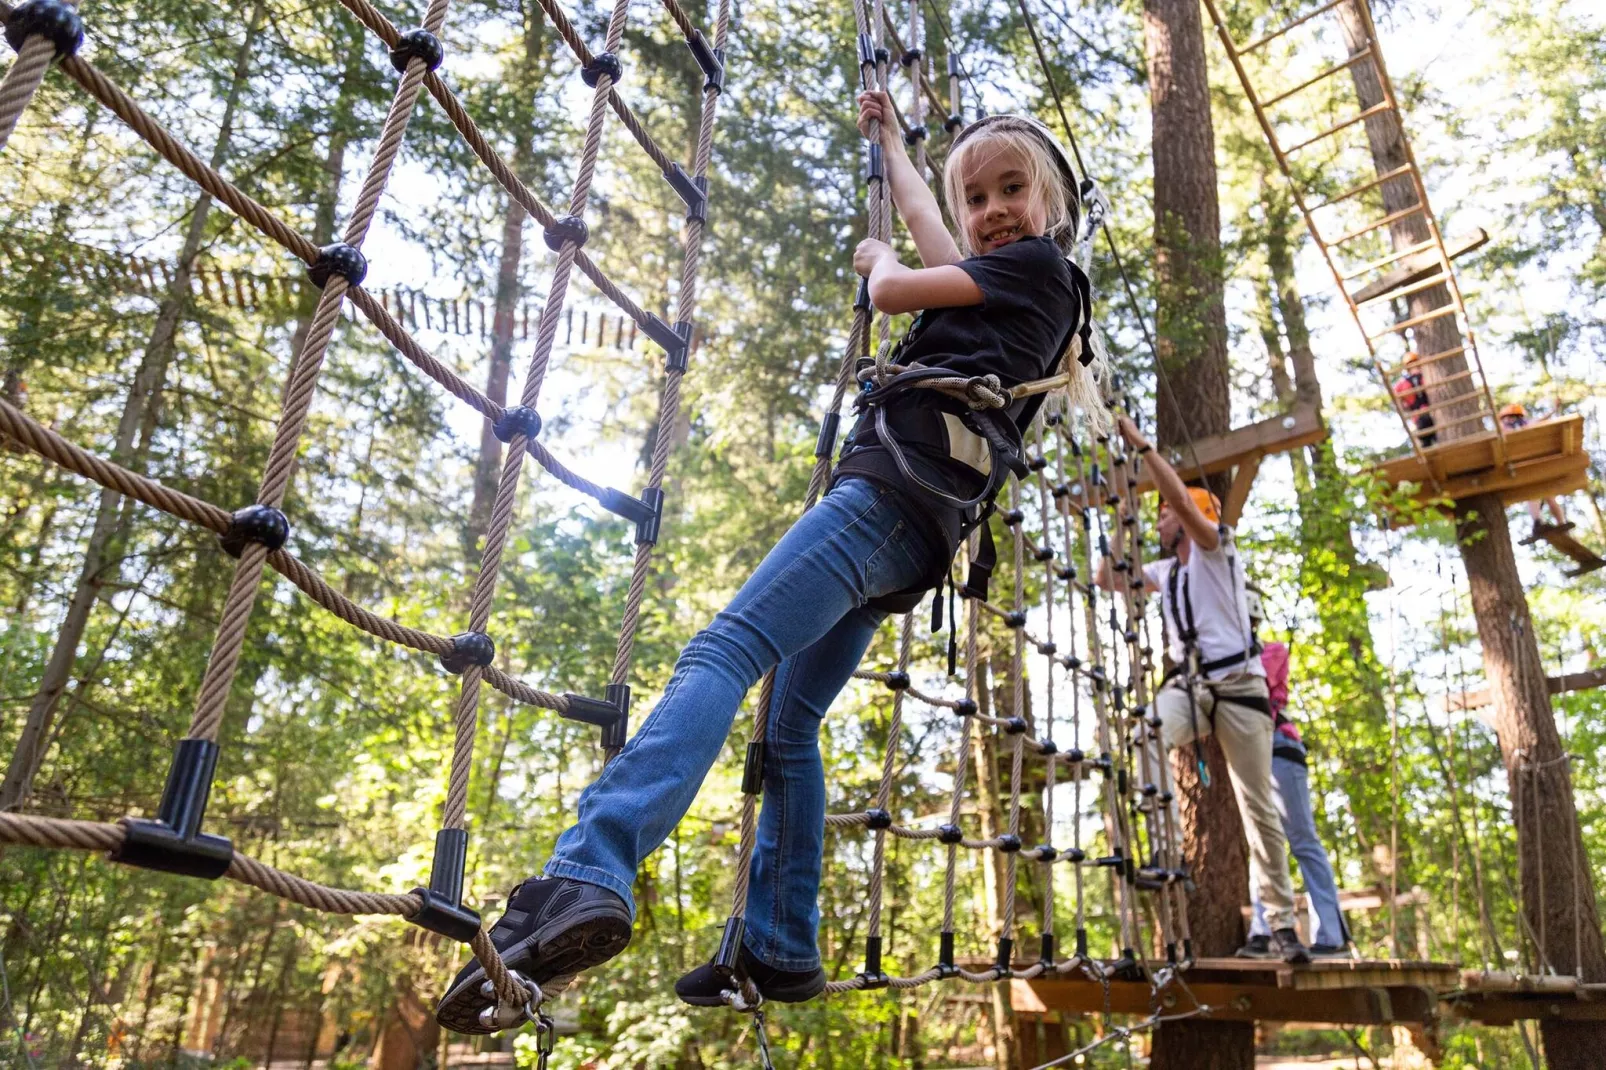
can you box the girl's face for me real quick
[960,145,1047,254]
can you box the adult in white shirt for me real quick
[1098,414,1309,965]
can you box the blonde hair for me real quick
[942,119,1077,257]
[944,116,1110,434]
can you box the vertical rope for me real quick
[0,32,54,152]
[941,591,981,936]
[184,0,453,746]
[1001,481,1026,941]
[1032,425,1058,948]
[866,614,914,942]
[1052,421,1088,955]
[608,0,731,697]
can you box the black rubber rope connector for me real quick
[5,0,84,59]
[220,505,289,559]
[389,28,444,73]
[581,51,622,88]
[440,631,495,674]
[543,214,589,252]
[308,243,367,288]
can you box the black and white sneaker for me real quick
[1234,934,1272,959]
[674,945,826,1007]
[435,876,633,1034]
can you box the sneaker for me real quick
[1271,927,1311,965]
[435,876,633,1035]
[675,944,826,1007]
[1309,943,1351,959]
[1234,934,1272,959]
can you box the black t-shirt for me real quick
[834,236,1091,596]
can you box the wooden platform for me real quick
[1373,413,1590,514]
[1440,667,1606,714]
[1447,970,1606,1027]
[1136,404,1328,525]
[1012,957,1456,1025]
[1349,229,1489,307]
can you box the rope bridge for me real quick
[0,0,1200,1053]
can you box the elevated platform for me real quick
[1137,404,1328,525]
[1447,970,1606,1027]
[1373,413,1590,516]
[1011,958,1455,1025]
[1440,667,1606,714]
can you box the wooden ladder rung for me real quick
[1368,303,1459,340]
[1382,346,1467,377]
[1354,271,1451,310]
[1264,48,1373,108]
[1341,237,1437,281]
[1405,390,1488,422]
[1315,164,1414,212]
[1413,409,1490,436]
[1285,101,1394,155]
[1330,203,1427,246]
[1237,0,1348,55]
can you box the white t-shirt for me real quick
[1142,528,1264,680]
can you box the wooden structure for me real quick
[1199,0,1599,524]
[1523,520,1606,577]
[1373,413,1591,516]
[1133,403,1328,525]
[1439,666,1606,714]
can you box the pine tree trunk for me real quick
[1144,0,1254,1062]
[1456,495,1606,1066]
[0,6,265,811]
[1334,12,1606,1062]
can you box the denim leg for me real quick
[544,479,931,913]
[743,606,885,971]
[1274,757,1346,947]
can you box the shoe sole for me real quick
[435,907,633,1035]
[1234,948,1275,960]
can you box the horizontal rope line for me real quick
[0,398,573,713]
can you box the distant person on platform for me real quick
[1391,351,1436,448]
[1099,415,1310,965]
[1240,590,1351,960]
[1499,403,1568,535]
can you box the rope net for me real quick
[0,0,730,1014]
[0,0,1196,1039]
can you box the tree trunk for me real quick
[1145,0,1253,1062]
[0,6,267,812]
[1457,495,1606,1065]
[1336,13,1606,1064]
[1144,0,1230,467]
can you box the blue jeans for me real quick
[1250,753,1347,947]
[545,478,936,971]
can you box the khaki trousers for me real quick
[1150,672,1297,933]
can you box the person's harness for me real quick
[1156,538,1266,786]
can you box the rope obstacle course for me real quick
[0,0,734,1033]
[3,0,1603,1062]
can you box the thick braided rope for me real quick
[1109,432,1190,949]
[941,592,981,934]
[864,613,914,944]
[723,0,880,929]
[439,0,632,832]
[185,4,447,744]
[1051,423,1090,943]
[0,30,52,152]
[608,0,730,691]
[1002,481,1026,937]
[1031,426,1060,943]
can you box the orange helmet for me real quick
[1161,486,1222,523]
[1403,350,1421,364]
[1498,403,1527,421]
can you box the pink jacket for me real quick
[1259,641,1302,743]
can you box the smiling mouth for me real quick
[982,223,1022,245]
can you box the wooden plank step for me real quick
[1350,230,1488,305]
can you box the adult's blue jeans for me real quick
[1249,754,1347,947]
[545,478,936,971]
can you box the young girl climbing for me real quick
[434,91,1100,1033]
